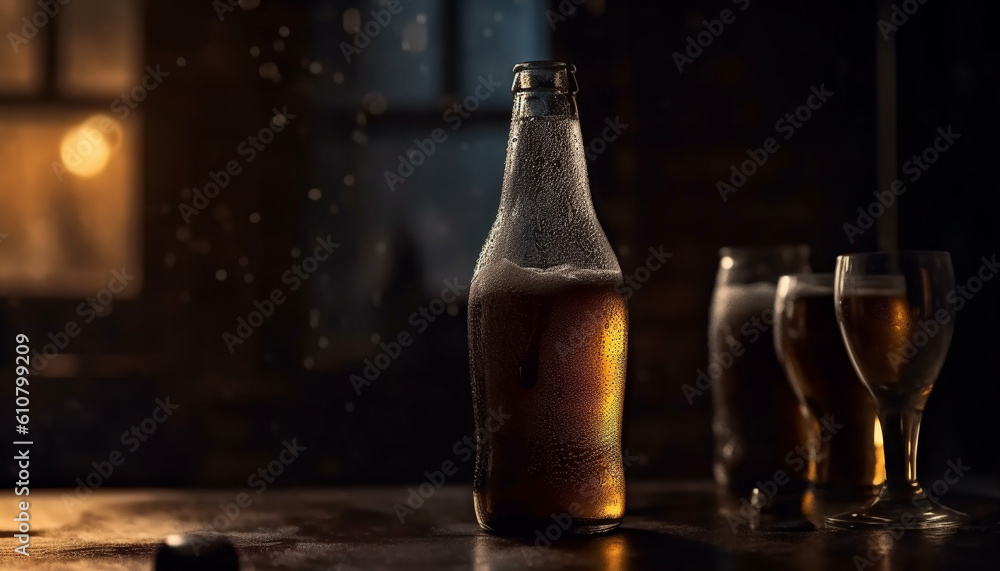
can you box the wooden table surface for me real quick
[4,482,999,570]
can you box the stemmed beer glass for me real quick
[826,251,965,529]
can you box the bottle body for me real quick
[468,62,627,535]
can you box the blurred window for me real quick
[0,0,142,297]
[306,0,549,354]
[311,0,550,284]
[58,0,141,97]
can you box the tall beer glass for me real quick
[774,274,886,491]
[710,246,811,491]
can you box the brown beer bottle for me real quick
[467,62,628,535]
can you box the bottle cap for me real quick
[511,61,578,94]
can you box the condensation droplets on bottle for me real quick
[467,61,629,535]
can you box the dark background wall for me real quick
[2,0,997,489]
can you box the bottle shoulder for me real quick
[472,204,621,281]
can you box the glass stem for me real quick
[877,407,922,492]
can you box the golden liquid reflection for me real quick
[598,533,628,571]
[596,303,628,520]
[804,412,819,483]
[873,416,886,485]
[472,531,629,571]
[596,297,628,441]
[598,302,627,396]
[885,296,914,370]
[800,487,817,522]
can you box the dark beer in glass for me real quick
[709,246,811,491]
[774,274,885,490]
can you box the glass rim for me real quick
[836,250,951,261]
[779,272,834,284]
[777,273,835,297]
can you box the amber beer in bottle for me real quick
[468,62,628,535]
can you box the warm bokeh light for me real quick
[59,115,120,177]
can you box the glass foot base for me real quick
[825,486,966,530]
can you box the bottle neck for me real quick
[501,103,588,206]
[472,60,620,274]
[511,91,578,119]
[488,104,613,271]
